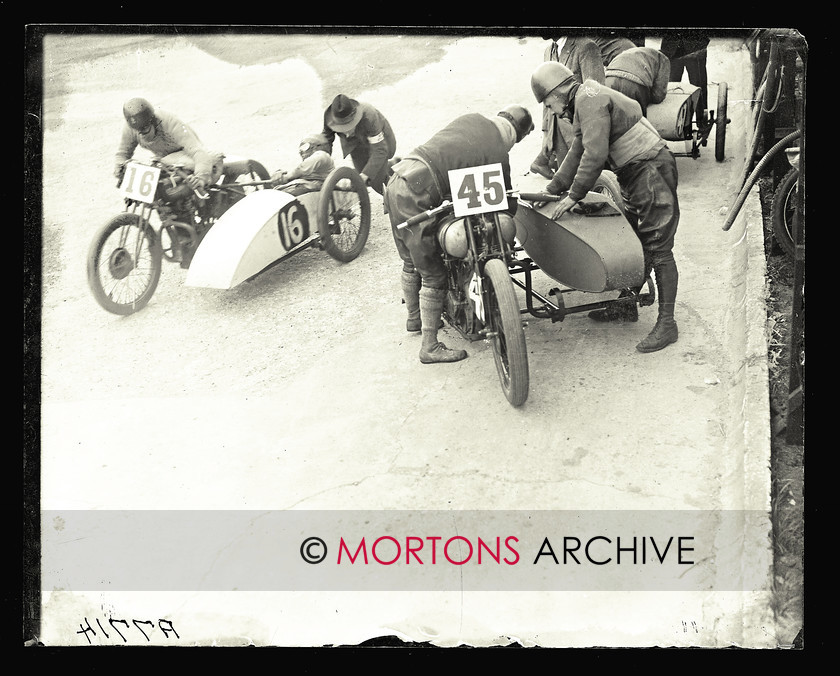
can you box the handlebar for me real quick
[394,191,568,230]
[168,164,210,200]
[395,200,454,230]
[514,192,565,203]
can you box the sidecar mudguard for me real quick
[513,192,644,293]
[185,189,321,289]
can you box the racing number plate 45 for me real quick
[119,162,161,203]
[448,163,509,217]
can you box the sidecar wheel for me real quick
[318,166,371,263]
[592,170,626,216]
[484,258,529,407]
[771,167,800,258]
[87,212,162,315]
[715,82,728,162]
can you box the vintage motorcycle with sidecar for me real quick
[396,164,652,408]
[86,156,370,314]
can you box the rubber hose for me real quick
[739,40,782,187]
[740,79,767,187]
[722,129,801,231]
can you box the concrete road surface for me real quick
[32,29,778,648]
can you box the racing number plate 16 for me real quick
[119,162,161,204]
[448,163,509,217]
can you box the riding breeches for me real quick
[383,169,448,290]
[616,147,680,256]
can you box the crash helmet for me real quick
[497,105,535,142]
[530,62,575,103]
[299,133,330,158]
[123,98,156,133]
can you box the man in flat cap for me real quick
[322,94,397,196]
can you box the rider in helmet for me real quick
[530,60,682,353]
[269,133,335,196]
[114,97,223,193]
[383,105,533,364]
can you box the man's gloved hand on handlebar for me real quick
[186,173,209,193]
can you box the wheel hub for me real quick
[108,247,134,280]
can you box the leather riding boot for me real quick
[401,270,422,332]
[588,289,639,322]
[530,151,554,179]
[418,287,467,364]
[636,257,679,353]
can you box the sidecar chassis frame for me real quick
[507,252,656,323]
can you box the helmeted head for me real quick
[497,105,535,143]
[123,97,156,135]
[298,133,330,159]
[530,62,576,104]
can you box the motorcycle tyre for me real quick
[483,257,529,407]
[592,170,626,216]
[715,82,728,162]
[87,212,162,315]
[318,166,371,263]
[771,167,799,259]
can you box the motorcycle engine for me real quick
[444,259,485,339]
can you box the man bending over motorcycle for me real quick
[269,133,335,196]
[322,94,396,196]
[531,62,681,353]
[113,98,223,193]
[384,105,534,364]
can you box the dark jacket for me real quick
[403,113,517,214]
[322,101,396,180]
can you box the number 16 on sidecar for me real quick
[184,166,370,291]
[87,160,371,315]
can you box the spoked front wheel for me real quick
[318,166,371,262]
[87,212,162,315]
[483,257,529,407]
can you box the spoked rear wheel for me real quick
[318,166,371,262]
[483,257,529,407]
[87,212,162,315]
